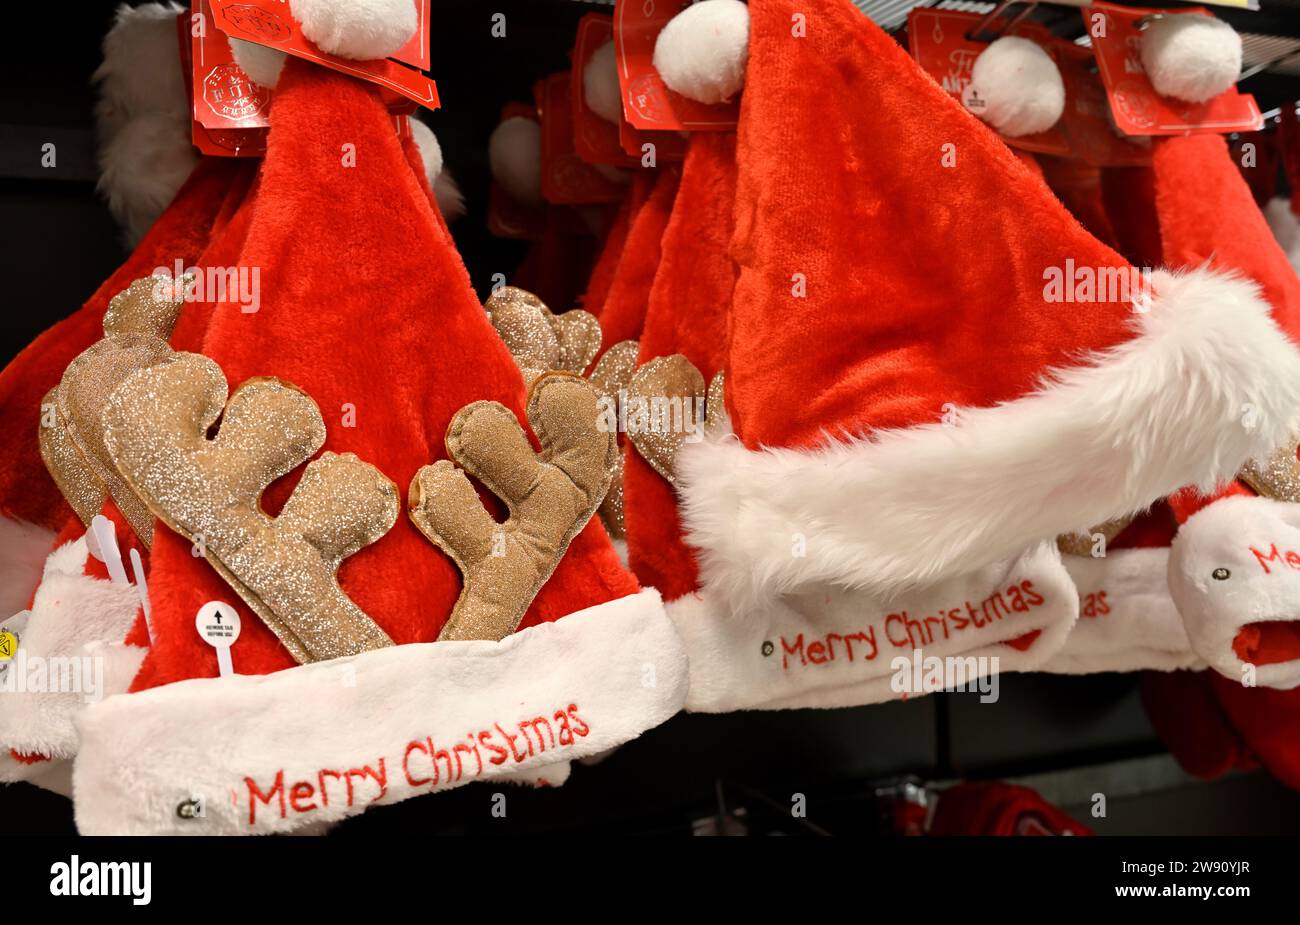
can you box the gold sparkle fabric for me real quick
[1240,439,1300,503]
[102,352,396,663]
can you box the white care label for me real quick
[195,601,241,677]
[0,610,29,678]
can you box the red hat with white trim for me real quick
[69,56,684,835]
[661,0,1300,709]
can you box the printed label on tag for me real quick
[1055,42,1151,167]
[195,601,241,647]
[188,0,269,156]
[1084,3,1261,136]
[613,0,739,131]
[908,9,1070,156]
[541,72,630,205]
[572,14,640,168]
[0,611,30,678]
[209,0,438,112]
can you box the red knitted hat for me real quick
[71,60,684,835]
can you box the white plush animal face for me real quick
[1169,495,1300,689]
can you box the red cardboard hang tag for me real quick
[613,0,738,131]
[1084,3,1261,136]
[907,9,1070,157]
[540,72,631,205]
[186,1,267,156]
[1054,42,1151,167]
[207,0,438,112]
[572,14,640,167]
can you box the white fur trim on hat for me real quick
[289,0,417,61]
[1044,549,1202,674]
[1169,495,1300,690]
[0,518,56,618]
[1140,14,1242,105]
[0,537,145,768]
[228,36,287,88]
[969,36,1065,138]
[653,0,749,105]
[489,116,543,206]
[669,541,1076,712]
[92,2,196,246]
[409,119,465,220]
[584,40,623,125]
[72,589,684,834]
[0,752,73,798]
[678,267,1300,608]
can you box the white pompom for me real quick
[584,41,623,125]
[1140,14,1241,104]
[228,37,287,88]
[968,36,1064,138]
[488,117,543,206]
[410,119,443,182]
[652,0,749,105]
[289,0,417,61]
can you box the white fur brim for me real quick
[668,541,1076,712]
[1043,549,1203,674]
[1169,495,1300,688]
[0,537,145,766]
[0,518,56,617]
[72,589,683,834]
[679,267,1300,609]
[0,752,73,798]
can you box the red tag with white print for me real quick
[572,14,640,168]
[541,72,629,205]
[208,0,438,112]
[1055,41,1151,166]
[185,2,267,156]
[907,9,1070,157]
[1083,3,1261,136]
[613,0,738,131]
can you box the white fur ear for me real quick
[228,36,287,88]
[288,0,417,61]
[1141,14,1241,104]
[488,116,543,206]
[97,113,199,247]
[584,40,623,125]
[969,36,1064,138]
[652,0,749,105]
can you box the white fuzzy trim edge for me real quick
[72,588,683,834]
[679,266,1300,608]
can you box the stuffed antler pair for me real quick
[87,280,615,661]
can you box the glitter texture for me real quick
[102,352,396,663]
[1056,513,1136,557]
[409,373,614,642]
[626,355,706,485]
[588,340,640,539]
[486,286,602,384]
[1240,439,1300,504]
[37,387,107,526]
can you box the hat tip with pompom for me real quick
[652,0,750,105]
[1140,13,1242,104]
[969,35,1065,138]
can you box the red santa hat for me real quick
[594,167,681,346]
[70,59,684,835]
[664,0,1300,709]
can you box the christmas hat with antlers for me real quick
[71,59,684,835]
[655,0,1300,709]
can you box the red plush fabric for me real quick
[0,158,250,532]
[1152,133,1300,336]
[624,133,736,600]
[1038,156,1119,251]
[1212,677,1300,790]
[1099,166,1162,270]
[130,61,638,690]
[928,782,1092,836]
[594,167,681,349]
[582,172,655,318]
[1141,670,1254,780]
[730,0,1140,450]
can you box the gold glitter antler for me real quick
[485,287,602,385]
[1240,437,1300,503]
[40,275,188,542]
[102,352,397,663]
[625,355,726,484]
[586,340,640,539]
[409,373,616,642]
[1056,514,1137,557]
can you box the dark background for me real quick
[4,0,1300,835]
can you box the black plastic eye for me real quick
[761,640,774,657]
[1212,568,1231,581]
